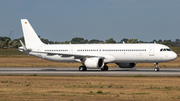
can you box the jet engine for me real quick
[84,57,104,69]
[116,63,136,68]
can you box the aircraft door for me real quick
[99,48,102,54]
[149,45,155,56]
[70,47,74,54]
[38,46,42,58]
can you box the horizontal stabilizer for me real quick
[19,40,31,51]
[19,40,27,50]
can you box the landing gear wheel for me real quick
[154,68,159,72]
[101,65,109,71]
[154,63,159,72]
[79,66,87,71]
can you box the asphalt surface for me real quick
[0,67,180,76]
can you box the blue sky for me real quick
[0,0,180,42]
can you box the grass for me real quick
[131,93,150,95]
[0,55,180,67]
[88,91,94,94]
[97,90,103,94]
[0,76,180,100]
[50,91,60,93]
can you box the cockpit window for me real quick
[167,49,171,51]
[160,48,171,51]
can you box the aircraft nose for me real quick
[169,52,177,61]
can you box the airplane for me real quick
[19,19,177,72]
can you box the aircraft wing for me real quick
[30,51,105,59]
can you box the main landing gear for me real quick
[79,65,109,71]
[79,66,87,71]
[154,63,159,72]
[101,65,109,71]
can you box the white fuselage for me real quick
[19,19,178,71]
[25,43,177,64]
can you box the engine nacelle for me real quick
[116,63,136,68]
[84,57,104,69]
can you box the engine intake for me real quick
[84,57,104,68]
[116,63,136,68]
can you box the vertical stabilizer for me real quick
[21,19,44,46]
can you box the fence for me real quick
[0,49,27,56]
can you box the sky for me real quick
[0,0,180,42]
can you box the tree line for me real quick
[0,36,180,49]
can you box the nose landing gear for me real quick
[154,63,159,72]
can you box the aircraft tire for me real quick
[79,66,83,71]
[79,66,87,71]
[83,66,87,71]
[101,65,108,71]
[154,68,159,72]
